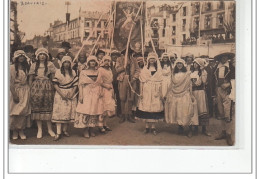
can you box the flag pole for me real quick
[73,13,105,62]
[140,1,145,63]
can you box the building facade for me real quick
[50,10,109,47]
[146,1,235,50]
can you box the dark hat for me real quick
[96,49,105,56]
[24,45,34,53]
[61,41,71,49]
[214,51,235,61]
[111,50,121,56]
[121,48,133,55]
[200,55,209,58]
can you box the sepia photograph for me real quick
[9,0,236,146]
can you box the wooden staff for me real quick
[140,1,145,63]
[109,1,117,55]
[73,13,105,62]
[90,10,115,56]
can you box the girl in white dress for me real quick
[10,50,31,140]
[135,52,164,135]
[98,55,116,132]
[164,58,198,138]
[52,56,78,141]
[74,56,103,138]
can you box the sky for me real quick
[15,0,111,41]
[15,0,172,41]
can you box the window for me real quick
[163,19,166,28]
[97,22,101,28]
[97,30,101,37]
[217,13,224,27]
[182,19,186,31]
[194,3,200,14]
[205,15,212,29]
[151,18,159,28]
[172,26,176,35]
[85,21,90,27]
[172,14,176,22]
[183,7,186,16]
[194,17,199,31]
[85,31,89,37]
[218,1,224,9]
[162,29,165,37]
[206,2,211,11]
[183,34,186,41]
[172,38,176,45]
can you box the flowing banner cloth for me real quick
[113,1,145,52]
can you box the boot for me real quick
[194,126,199,136]
[178,126,184,135]
[215,130,226,140]
[202,126,211,137]
[187,126,193,138]
[151,128,158,136]
[143,128,150,134]
[119,115,126,123]
[226,134,234,146]
[127,114,136,123]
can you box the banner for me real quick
[113,1,145,52]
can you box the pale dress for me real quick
[9,65,31,130]
[136,66,164,122]
[98,67,116,116]
[161,64,172,98]
[74,69,103,128]
[51,70,78,123]
[165,72,199,126]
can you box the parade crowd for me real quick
[9,41,236,146]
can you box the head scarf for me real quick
[160,52,170,61]
[140,52,162,82]
[100,55,112,67]
[35,48,49,60]
[194,58,208,69]
[12,50,30,62]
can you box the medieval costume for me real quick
[52,48,65,69]
[135,53,164,135]
[98,55,116,132]
[74,56,103,138]
[29,48,56,138]
[10,50,31,140]
[52,56,78,141]
[191,58,211,136]
[164,58,199,137]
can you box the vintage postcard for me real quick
[9,0,236,146]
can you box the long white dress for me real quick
[161,64,172,98]
[165,72,199,126]
[135,65,164,122]
[74,69,103,128]
[51,70,78,123]
[9,65,31,130]
[98,67,116,116]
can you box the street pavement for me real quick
[10,117,231,146]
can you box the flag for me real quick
[113,1,145,52]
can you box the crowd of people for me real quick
[9,41,236,145]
